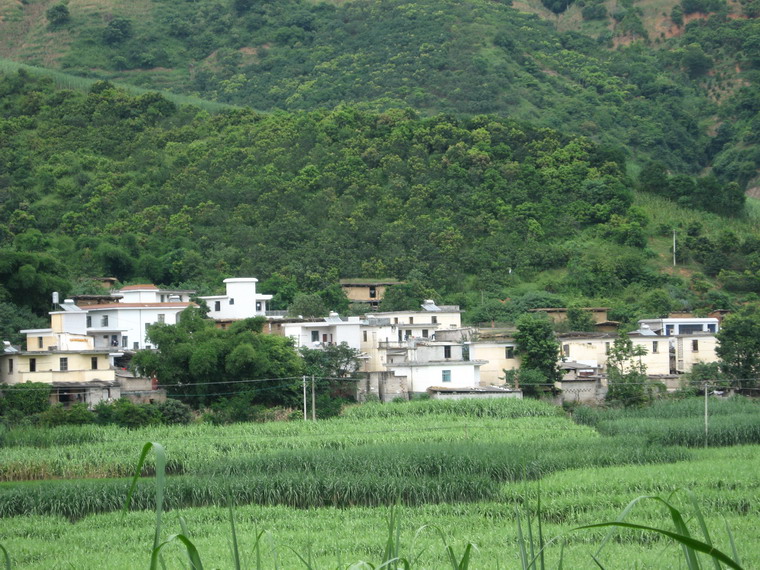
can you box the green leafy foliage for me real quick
[131,309,303,406]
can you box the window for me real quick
[506,347,515,359]
[442,370,451,383]
[369,286,377,299]
[652,341,659,354]
[707,324,716,333]
[255,302,262,311]
[160,295,165,303]
[8,359,13,373]
[563,344,570,357]
[394,317,399,324]
[409,317,413,324]
[101,315,109,327]
[157,314,165,324]
[29,358,36,372]
[38,337,43,349]
[229,298,235,305]
[692,340,699,352]
[59,357,68,371]
[214,301,221,312]
[444,345,452,359]
[363,331,368,342]
[91,357,98,370]
[422,329,429,338]
[605,342,610,355]
[432,316,438,324]
[133,342,139,350]
[86,316,92,328]
[311,331,319,343]
[122,336,128,348]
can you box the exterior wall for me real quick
[356,371,409,402]
[388,362,481,393]
[341,284,393,304]
[674,334,719,373]
[283,320,363,350]
[51,312,88,335]
[469,342,520,386]
[1,353,115,384]
[558,379,605,403]
[23,331,57,352]
[429,390,523,400]
[200,278,272,320]
[372,310,461,330]
[630,337,671,375]
[638,317,719,336]
[559,337,609,367]
[87,306,189,350]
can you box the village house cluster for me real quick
[0,277,724,407]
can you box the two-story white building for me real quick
[199,278,274,320]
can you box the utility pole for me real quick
[673,229,677,267]
[704,381,709,448]
[302,375,307,420]
[311,375,316,421]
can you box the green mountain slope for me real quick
[1,72,759,325]
[1,0,758,184]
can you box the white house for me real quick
[282,313,363,350]
[637,317,719,336]
[199,278,273,320]
[383,339,487,395]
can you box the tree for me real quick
[716,305,760,389]
[46,4,70,28]
[103,17,132,45]
[288,293,328,318]
[514,314,560,387]
[566,304,596,332]
[299,342,361,379]
[503,368,547,398]
[132,309,304,407]
[605,334,653,407]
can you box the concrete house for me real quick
[1,305,119,407]
[377,338,487,397]
[282,313,363,350]
[199,278,274,321]
[339,279,403,309]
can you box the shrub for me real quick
[157,399,193,425]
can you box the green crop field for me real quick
[1,397,758,568]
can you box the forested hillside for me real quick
[1,0,760,332]
[1,71,758,332]
[1,0,759,184]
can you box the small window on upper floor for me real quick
[214,301,221,312]
[444,345,452,359]
[442,370,451,383]
[101,315,109,327]
[38,337,43,349]
[432,316,438,324]
[692,340,699,352]
[29,358,36,372]
[652,341,659,354]
[229,298,235,305]
[363,331,368,342]
[91,357,98,370]
[409,317,414,324]
[506,347,515,359]
[8,359,13,373]
[157,314,165,324]
[86,316,92,328]
[59,357,68,371]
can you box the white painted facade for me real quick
[85,303,193,350]
[283,314,363,350]
[637,317,719,336]
[199,278,273,320]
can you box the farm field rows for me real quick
[1,397,759,568]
